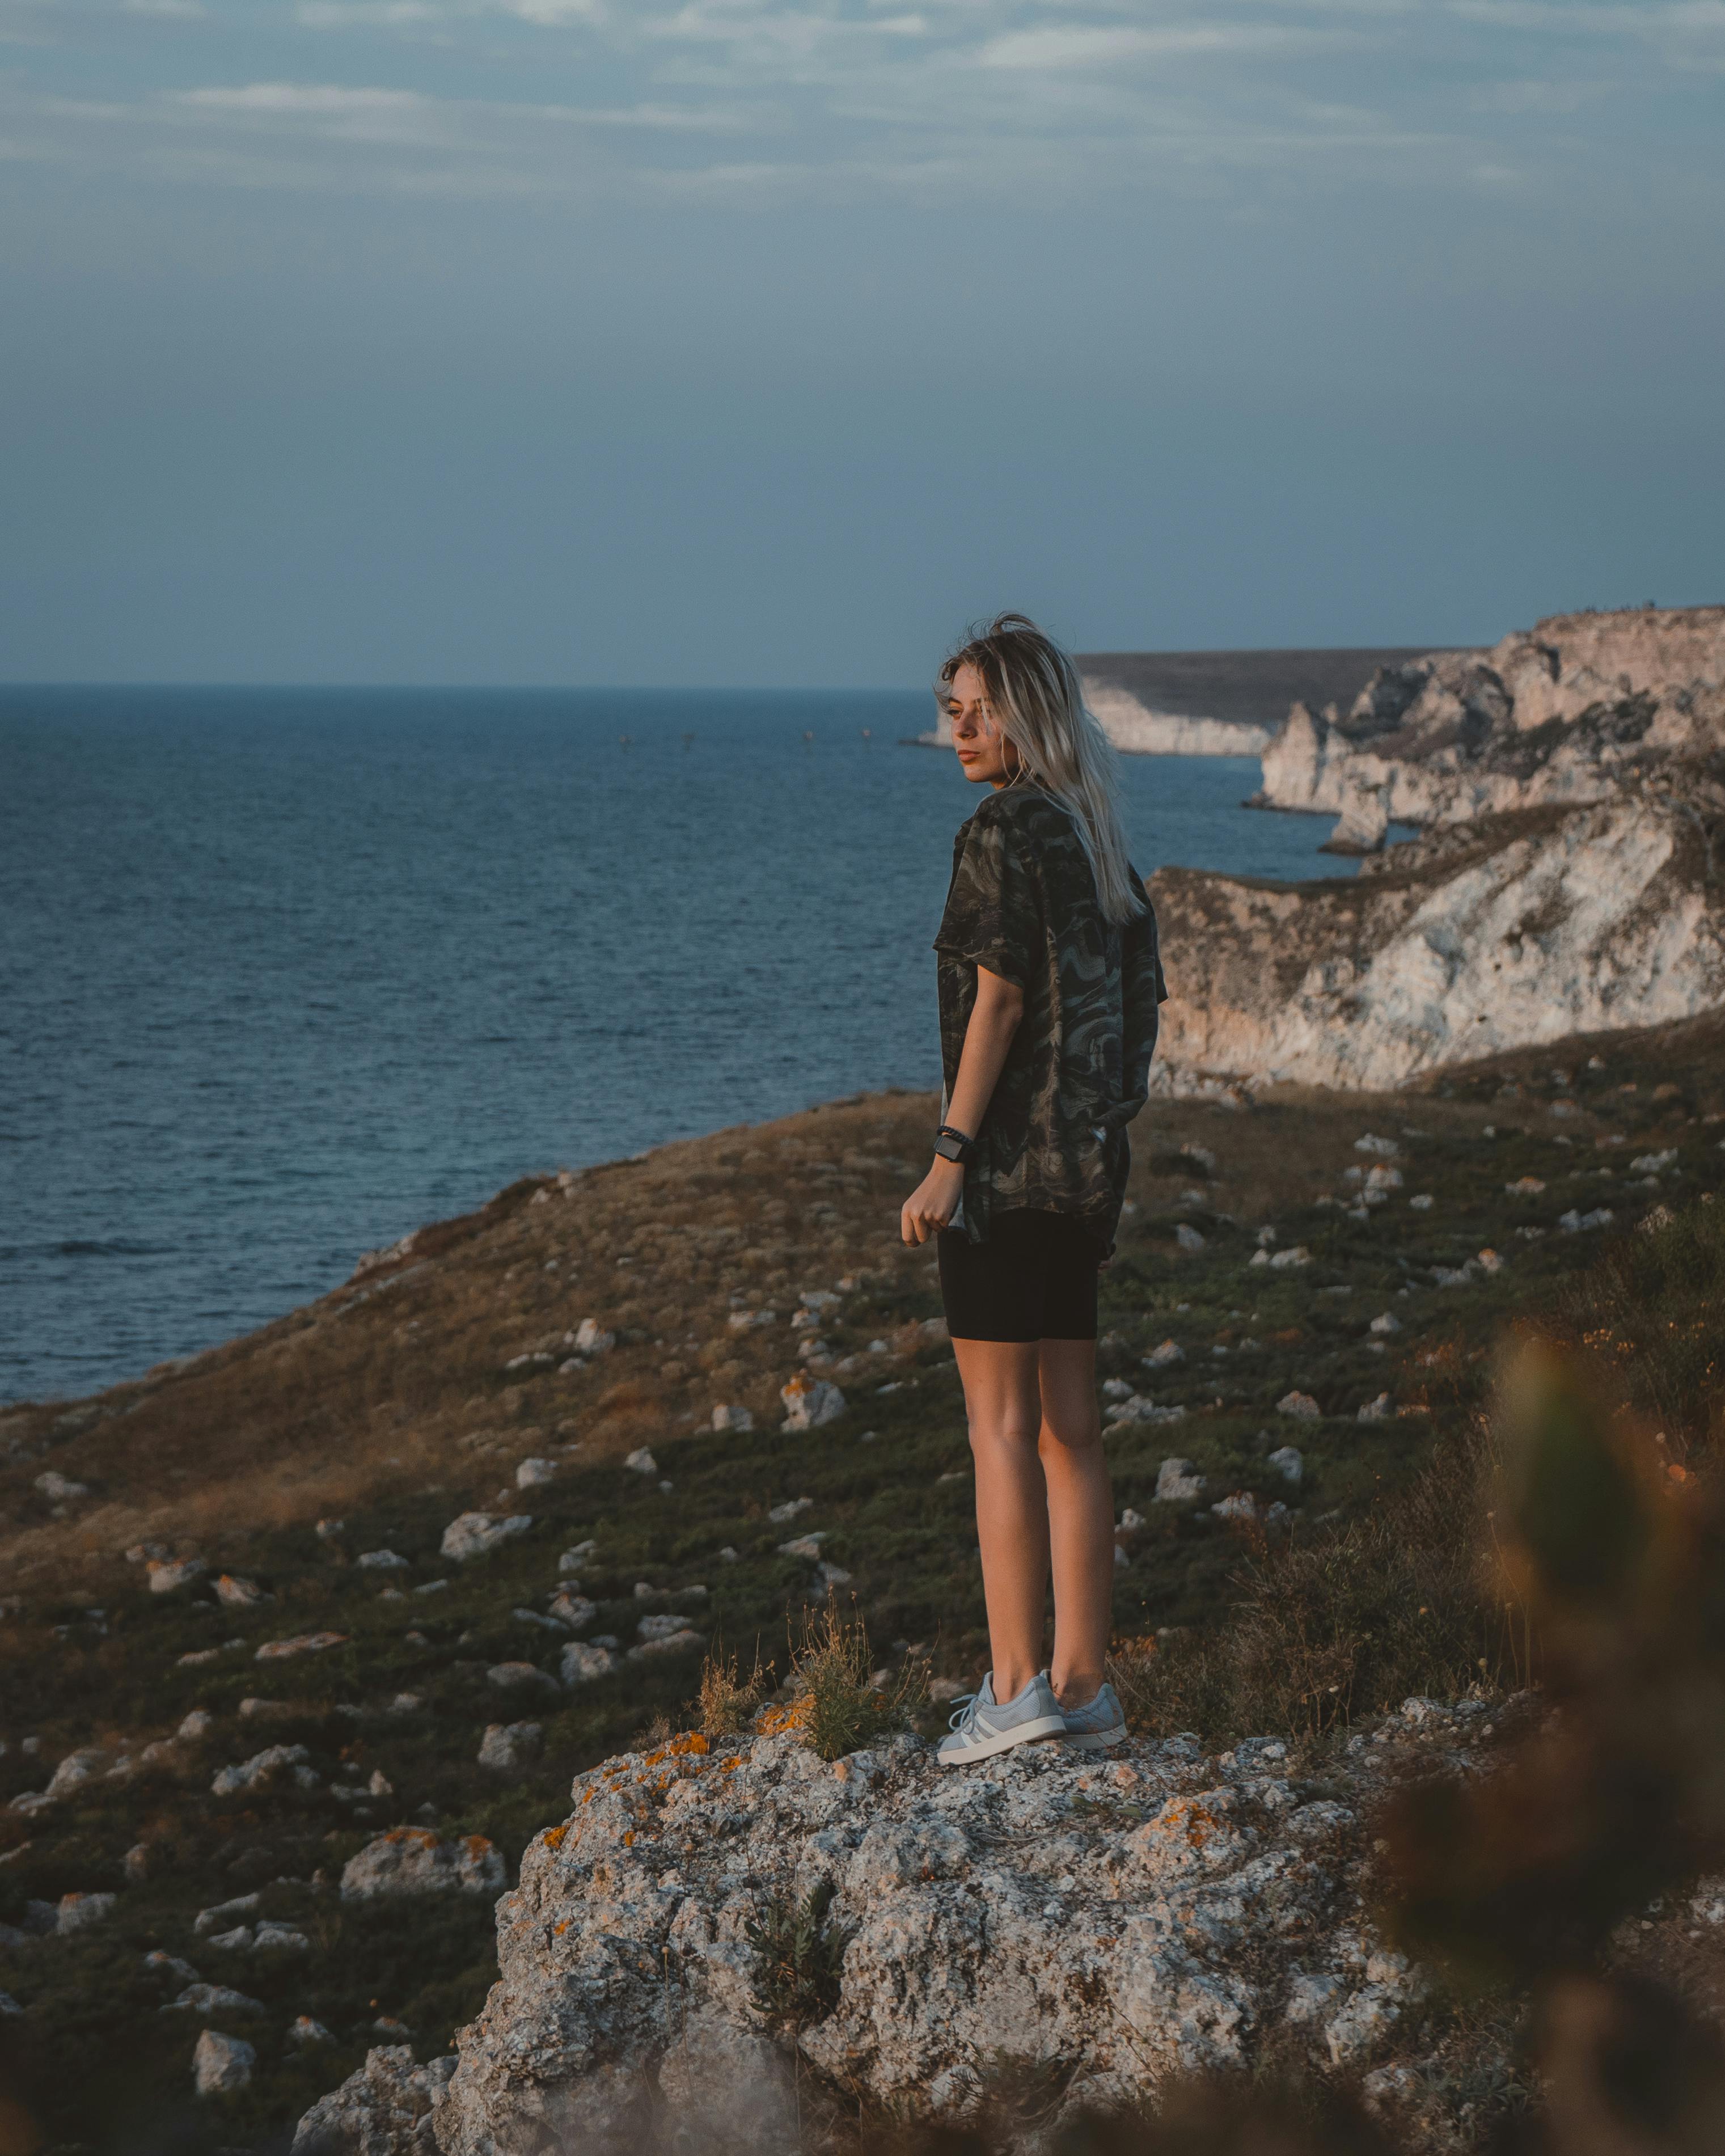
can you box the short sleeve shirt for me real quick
[933,787,1168,1256]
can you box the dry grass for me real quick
[792,1607,931,1762]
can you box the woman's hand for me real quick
[901,1156,965,1245]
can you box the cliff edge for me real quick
[1255,604,1725,827]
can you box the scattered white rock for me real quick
[1354,1134,1400,1157]
[167,1983,265,2015]
[1277,1392,1322,1421]
[1631,1149,1678,1173]
[559,1541,598,1575]
[213,1574,268,1607]
[43,1748,107,1800]
[1506,1176,1546,1195]
[193,2029,255,2095]
[358,1550,410,1571]
[627,1629,705,1662]
[486,1662,559,1697]
[710,1405,754,1432]
[1154,1459,1207,1504]
[623,1448,658,1476]
[573,1318,615,1354]
[441,1513,532,1562]
[1477,1248,1505,1274]
[1266,1447,1304,1486]
[315,1519,345,1540]
[1368,1313,1401,1336]
[288,2016,335,2045]
[561,1641,620,1685]
[478,1722,544,1772]
[195,1893,261,1937]
[147,1557,207,1595]
[34,1470,88,1501]
[339,1831,505,1903]
[780,1375,845,1431]
[515,1458,557,1489]
[1559,1207,1616,1233]
[1175,1224,1206,1253]
[255,1632,347,1662]
[1358,1394,1393,1423]
[1107,1396,1189,1427]
[1409,1194,1434,1211]
[1143,1339,1185,1368]
[211,1747,312,1798]
[255,1922,311,1952]
[56,1891,117,1933]
[637,1613,691,1642]
[548,1590,595,1630]
[768,1497,814,1524]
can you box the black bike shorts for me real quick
[937,1210,1101,1343]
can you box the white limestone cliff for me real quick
[1254,606,1725,825]
[1150,789,1725,1090]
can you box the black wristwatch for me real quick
[933,1124,976,1165]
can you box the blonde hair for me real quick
[939,613,1144,926]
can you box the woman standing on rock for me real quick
[902,614,1166,1768]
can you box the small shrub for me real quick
[695,1643,767,1738]
[792,1607,930,1762]
[745,1876,853,2029]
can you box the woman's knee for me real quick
[967,1413,1042,1461]
[1038,1415,1102,1461]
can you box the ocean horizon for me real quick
[2,681,1379,1407]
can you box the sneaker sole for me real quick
[936,1711,1068,1766]
[1063,1723,1128,1752]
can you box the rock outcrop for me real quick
[294,1705,1505,2155]
[1254,606,1725,826]
[1150,793,1725,1089]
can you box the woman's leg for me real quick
[1037,1337,1114,1709]
[952,1336,1049,1703]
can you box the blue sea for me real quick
[1,686,1363,1406]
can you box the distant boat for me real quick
[618,733,633,747]
[861,728,873,741]
[802,730,815,742]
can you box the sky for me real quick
[2,0,1722,686]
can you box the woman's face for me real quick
[945,662,1017,787]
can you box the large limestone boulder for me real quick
[366,1711,1493,2156]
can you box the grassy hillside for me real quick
[1,1023,1720,2154]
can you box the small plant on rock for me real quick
[746,1875,853,2030]
[696,1642,768,1738]
[792,1606,930,1763]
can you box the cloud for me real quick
[978,22,1346,71]
[174,83,430,112]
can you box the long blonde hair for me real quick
[939,613,1144,925]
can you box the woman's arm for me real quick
[900,966,1025,1245]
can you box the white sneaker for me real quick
[936,1671,1067,1768]
[1059,1680,1127,1752]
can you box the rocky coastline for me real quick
[1157,604,1725,1090]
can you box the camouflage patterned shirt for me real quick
[933,785,1168,1255]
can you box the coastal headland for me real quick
[5,602,1725,2153]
